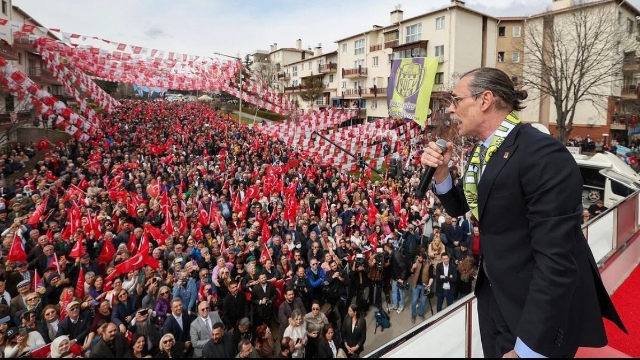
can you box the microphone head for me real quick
[435,139,448,153]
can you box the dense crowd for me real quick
[0,100,478,358]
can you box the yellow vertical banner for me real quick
[387,57,439,127]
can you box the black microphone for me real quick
[415,139,448,199]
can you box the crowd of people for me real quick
[0,99,478,358]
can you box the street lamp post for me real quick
[214,52,242,124]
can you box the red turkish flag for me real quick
[27,194,48,226]
[198,281,206,301]
[144,224,168,246]
[368,201,380,227]
[138,233,150,255]
[319,197,329,220]
[68,239,85,259]
[198,203,210,226]
[259,245,271,264]
[7,232,27,263]
[98,239,116,267]
[368,231,379,249]
[261,222,271,244]
[127,232,137,256]
[74,267,85,298]
[269,278,285,308]
[36,136,52,150]
[115,253,145,275]
[29,344,51,358]
[146,179,160,198]
[59,289,71,320]
[246,185,259,200]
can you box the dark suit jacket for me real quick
[201,332,237,358]
[317,340,337,358]
[341,316,366,355]
[56,312,91,344]
[435,261,458,295]
[162,311,194,343]
[251,281,277,321]
[90,333,128,358]
[436,123,625,357]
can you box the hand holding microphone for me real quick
[416,139,454,198]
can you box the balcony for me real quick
[429,112,451,127]
[385,40,399,49]
[284,85,306,92]
[369,44,382,52]
[621,83,639,99]
[12,34,34,50]
[342,67,368,78]
[277,72,290,80]
[28,67,60,85]
[319,63,337,73]
[362,87,387,97]
[0,39,17,61]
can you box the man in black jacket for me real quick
[384,243,407,313]
[221,280,247,332]
[90,322,128,358]
[202,321,237,358]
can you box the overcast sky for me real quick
[12,0,640,60]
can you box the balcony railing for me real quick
[369,44,382,52]
[385,40,399,49]
[284,85,306,92]
[621,84,638,97]
[28,67,58,84]
[0,39,18,61]
[319,63,337,73]
[277,72,290,80]
[342,67,368,77]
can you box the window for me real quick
[627,18,634,36]
[436,16,445,30]
[1,1,6,15]
[372,99,378,109]
[406,23,422,43]
[17,53,22,65]
[618,10,622,25]
[435,45,444,57]
[308,61,311,70]
[372,56,379,66]
[498,26,506,37]
[354,59,364,68]
[292,66,298,77]
[388,54,393,63]
[354,39,365,55]
[354,80,364,90]
[513,26,521,38]
[384,31,399,42]
[497,52,505,62]
[435,72,444,84]
[329,74,334,83]
[342,81,347,89]
[342,44,347,53]
[512,52,520,63]
[301,63,304,70]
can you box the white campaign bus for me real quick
[572,152,640,209]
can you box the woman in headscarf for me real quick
[49,335,71,358]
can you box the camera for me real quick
[18,326,28,337]
[355,254,366,268]
[294,276,307,292]
[422,283,431,297]
[374,253,384,272]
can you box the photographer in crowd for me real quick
[385,243,407,313]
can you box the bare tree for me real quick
[522,0,636,142]
[0,89,36,151]
[252,60,278,89]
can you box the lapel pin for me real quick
[503,152,509,159]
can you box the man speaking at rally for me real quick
[420,67,626,358]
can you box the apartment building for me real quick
[495,17,525,89]
[521,0,640,143]
[0,2,64,115]
[326,0,497,123]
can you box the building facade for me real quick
[273,1,498,126]
[521,0,640,144]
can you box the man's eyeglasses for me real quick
[200,307,210,311]
[449,91,484,108]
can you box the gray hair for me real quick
[461,67,528,112]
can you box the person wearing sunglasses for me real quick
[156,333,187,358]
[422,67,626,357]
[189,300,223,358]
